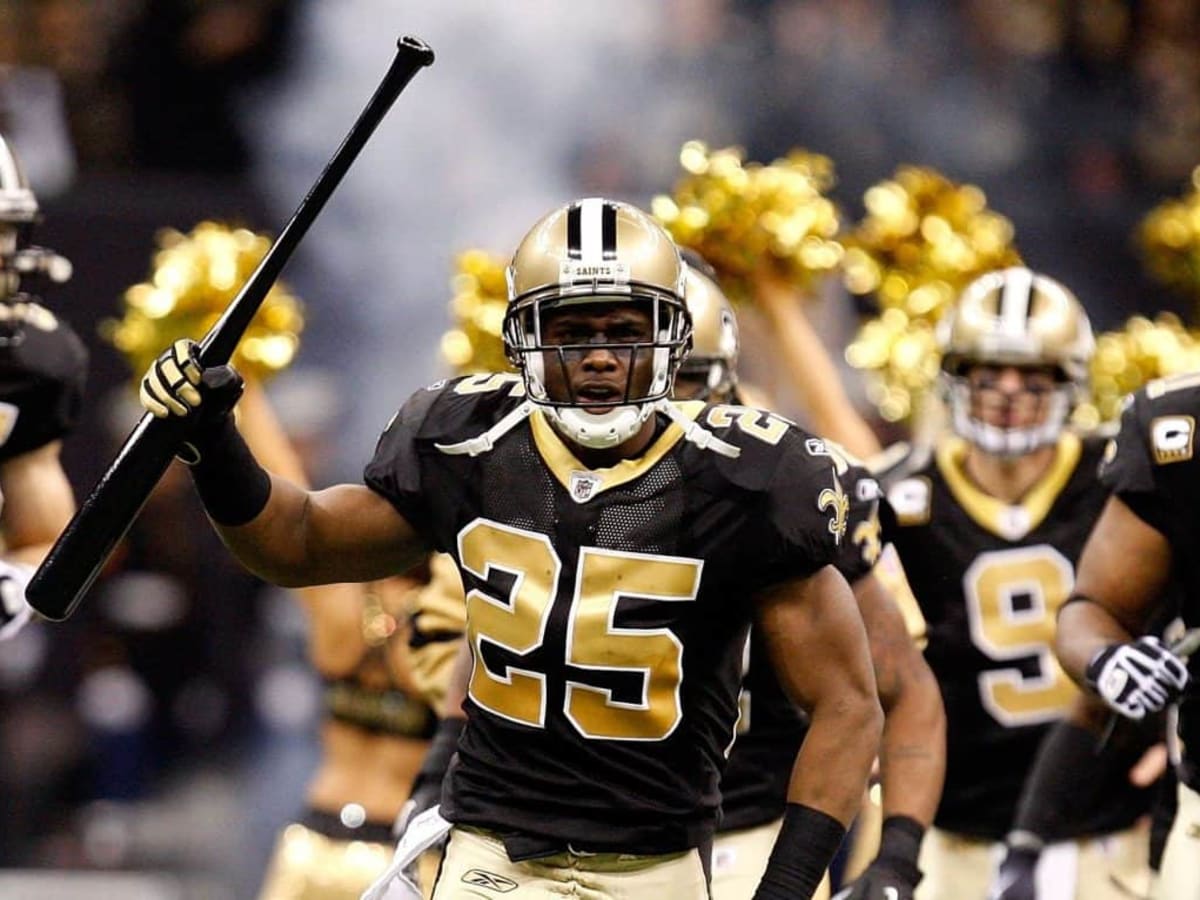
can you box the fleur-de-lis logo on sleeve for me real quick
[817,472,849,545]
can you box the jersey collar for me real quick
[529,401,704,501]
[935,431,1082,540]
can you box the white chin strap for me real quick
[544,403,652,449]
[949,382,1071,457]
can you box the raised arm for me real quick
[752,270,882,459]
[752,564,883,900]
[140,339,430,587]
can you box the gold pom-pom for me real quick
[1136,166,1200,311]
[843,165,1021,317]
[843,166,1021,422]
[443,249,513,375]
[844,309,942,423]
[651,140,843,303]
[102,221,304,382]
[1073,313,1200,427]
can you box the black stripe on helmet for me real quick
[601,201,617,260]
[566,203,582,260]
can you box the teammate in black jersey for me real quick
[672,254,944,900]
[878,268,1153,899]
[1057,372,1200,900]
[139,198,882,900]
[0,134,87,641]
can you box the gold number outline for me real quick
[963,545,1078,727]
[705,405,790,445]
[454,373,526,396]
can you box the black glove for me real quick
[831,816,923,900]
[139,338,244,463]
[393,716,464,840]
[989,842,1039,900]
[0,560,34,641]
[1086,636,1189,721]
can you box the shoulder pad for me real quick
[383,373,527,447]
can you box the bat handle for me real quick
[27,413,188,620]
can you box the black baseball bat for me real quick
[27,36,435,621]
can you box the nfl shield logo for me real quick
[569,470,602,504]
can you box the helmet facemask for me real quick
[943,365,1076,457]
[505,290,692,449]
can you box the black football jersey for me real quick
[719,449,884,832]
[364,374,846,853]
[0,303,86,462]
[1100,374,1200,789]
[880,432,1113,840]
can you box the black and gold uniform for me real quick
[1101,374,1200,788]
[364,374,847,856]
[0,302,86,462]
[879,431,1150,840]
[720,451,882,832]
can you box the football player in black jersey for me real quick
[1056,372,1200,900]
[138,198,882,900]
[879,268,1153,899]
[0,134,87,641]
[672,255,944,900]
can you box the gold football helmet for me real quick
[938,267,1094,455]
[677,249,738,403]
[503,198,691,448]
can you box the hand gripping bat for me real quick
[27,36,435,621]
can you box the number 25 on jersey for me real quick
[459,518,704,742]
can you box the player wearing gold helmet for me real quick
[872,268,1156,900]
[139,198,882,900]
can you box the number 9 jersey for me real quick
[878,431,1147,840]
[364,375,846,855]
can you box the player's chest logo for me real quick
[569,469,603,504]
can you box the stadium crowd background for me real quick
[1,0,1198,896]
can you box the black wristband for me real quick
[874,815,924,884]
[418,715,465,784]
[752,803,846,900]
[189,416,273,526]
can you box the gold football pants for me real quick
[431,826,709,900]
[709,818,831,900]
[916,821,1150,900]
[1154,782,1200,900]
